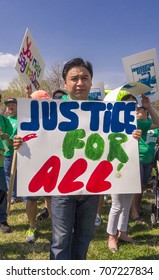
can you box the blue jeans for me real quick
[0,167,8,222]
[140,162,153,188]
[4,155,17,199]
[50,195,99,260]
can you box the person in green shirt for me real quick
[4,98,19,203]
[144,128,159,164]
[0,94,13,233]
[131,103,159,222]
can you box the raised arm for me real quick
[141,95,159,129]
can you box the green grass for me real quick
[0,192,159,260]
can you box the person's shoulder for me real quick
[8,115,17,120]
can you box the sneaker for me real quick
[25,228,37,243]
[95,214,102,226]
[37,207,49,221]
[0,221,11,233]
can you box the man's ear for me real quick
[64,81,67,89]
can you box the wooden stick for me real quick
[7,150,17,215]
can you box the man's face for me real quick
[64,66,92,100]
[6,102,17,116]
[136,107,147,120]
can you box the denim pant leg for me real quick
[0,192,7,222]
[140,163,153,188]
[50,195,77,260]
[50,195,99,260]
[71,195,99,260]
[0,167,8,223]
[4,155,17,199]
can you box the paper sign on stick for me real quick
[122,48,159,102]
[15,28,45,92]
[17,99,141,196]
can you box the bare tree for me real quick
[42,61,65,94]
[8,76,26,97]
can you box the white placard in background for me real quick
[15,28,45,92]
[122,48,159,102]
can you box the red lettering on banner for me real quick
[58,158,87,193]
[86,160,113,193]
[28,157,113,194]
[28,156,60,192]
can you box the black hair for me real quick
[62,57,93,80]
[121,94,137,102]
[52,89,67,98]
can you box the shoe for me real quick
[108,247,118,253]
[37,207,49,221]
[95,214,102,226]
[25,228,37,243]
[0,221,11,233]
[108,240,118,253]
[108,236,118,253]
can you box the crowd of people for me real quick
[0,57,159,259]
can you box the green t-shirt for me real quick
[143,128,159,163]
[137,118,152,163]
[4,115,17,156]
[0,114,13,167]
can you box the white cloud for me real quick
[0,52,18,68]
[0,81,10,90]
[94,70,126,90]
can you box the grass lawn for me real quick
[0,191,159,260]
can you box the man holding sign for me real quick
[14,58,142,260]
[49,58,141,260]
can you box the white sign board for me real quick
[104,82,152,101]
[122,48,159,102]
[17,99,141,196]
[15,28,45,92]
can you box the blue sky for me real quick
[0,0,159,90]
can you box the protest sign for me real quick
[104,82,152,101]
[17,99,141,196]
[122,48,159,102]
[15,28,45,91]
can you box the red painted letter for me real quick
[86,160,113,193]
[29,156,60,193]
[58,158,87,193]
